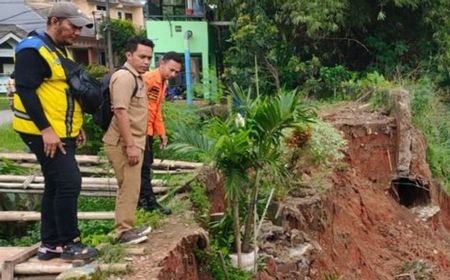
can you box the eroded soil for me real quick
[258,103,450,279]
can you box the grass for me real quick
[0,123,27,152]
[0,97,10,110]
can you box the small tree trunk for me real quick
[232,194,242,268]
[263,56,281,93]
[241,170,261,253]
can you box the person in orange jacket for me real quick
[139,52,182,214]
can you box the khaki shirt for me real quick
[102,62,148,150]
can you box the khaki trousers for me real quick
[104,144,144,238]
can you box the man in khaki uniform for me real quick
[103,36,154,244]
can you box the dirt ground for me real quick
[255,102,450,280]
[107,212,208,280]
[310,103,450,279]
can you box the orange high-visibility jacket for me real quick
[143,69,166,136]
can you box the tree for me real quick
[101,19,141,65]
[214,0,450,91]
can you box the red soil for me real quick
[309,105,450,279]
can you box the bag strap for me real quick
[119,67,139,97]
[34,32,81,79]
[37,31,139,98]
[34,32,69,61]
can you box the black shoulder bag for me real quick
[37,33,102,115]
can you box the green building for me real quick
[145,0,217,102]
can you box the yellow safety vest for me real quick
[12,35,83,138]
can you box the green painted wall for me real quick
[146,20,210,98]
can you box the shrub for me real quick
[189,183,210,228]
[286,119,347,167]
[410,77,450,190]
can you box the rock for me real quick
[56,264,98,280]
[411,205,440,222]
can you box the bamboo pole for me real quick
[0,211,114,221]
[153,159,203,169]
[0,181,165,189]
[0,175,164,186]
[0,153,203,169]
[96,244,146,256]
[13,262,129,275]
[0,185,167,193]
[0,187,168,197]
[157,174,197,203]
[14,263,72,275]
[98,263,129,273]
[16,163,197,174]
[124,247,146,255]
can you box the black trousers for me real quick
[19,133,81,246]
[140,136,154,199]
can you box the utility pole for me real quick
[106,0,114,73]
[92,11,101,64]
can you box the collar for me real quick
[124,62,141,77]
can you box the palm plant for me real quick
[168,84,315,268]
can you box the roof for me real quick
[0,0,45,32]
[0,24,27,39]
[0,1,94,38]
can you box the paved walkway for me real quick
[0,110,13,125]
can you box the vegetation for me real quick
[80,99,202,157]
[169,85,315,267]
[100,19,145,65]
[1,1,450,278]
[400,259,432,280]
[323,274,343,280]
[98,243,126,264]
[409,78,450,191]
[297,120,347,166]
[156,101,203,161]
[84,64,109,79]
[189,183,210,228]
[0,124,27,152]
[212,0,450,93]
[0,97,10,110]
[195,244,251,280]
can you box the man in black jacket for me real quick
[13,2,97,261]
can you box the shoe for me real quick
[138,196,172,215]
[61,238,98,261]
[133,225,152,236]
[117,229,148,245]
[37,244,62,260]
